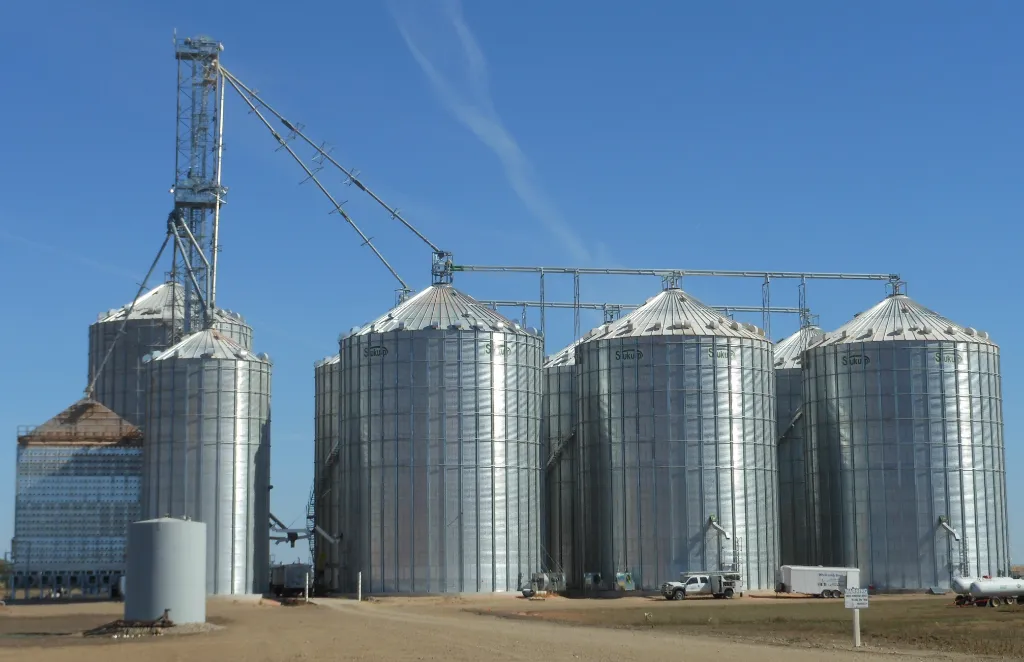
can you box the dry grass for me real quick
[476,594,1024,657]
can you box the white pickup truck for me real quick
[661,571,742,600]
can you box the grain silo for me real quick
[577,286,777,590]
[773,325,824,566]
[88,282,254,427]
[141,329,271,595]
[125,518,206,624]
[11,399,142,597]
[313,354,341,590]
[803,290,1008,589]
[541,340,581,586]
[337,284,543,593]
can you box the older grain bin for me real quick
[577,286,777,590]
[142,329,271,595]
[125,518,206,624]
[88,282,254,427]
[774,325,824,566]
[338,284,543,593]
[313,354,341,590]
[12,399,142,596]
[541,340,582,586]
[803,289,1008,590]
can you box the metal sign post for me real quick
[358,571,363,602]
[844,588,869,647]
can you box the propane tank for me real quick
[968,578,1024,598]
[951,576,976,594]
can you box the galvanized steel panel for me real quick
[804,294,1008,589]
[773,326,823,567]
[89,282,253,428]
[314,355,341,590]
[577,288,778,590]
[336,285,542,593]
[542,359,578,584]
[142,329,271,595]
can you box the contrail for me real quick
[389,0,592,263]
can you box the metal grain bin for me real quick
[141,329,271,595]
[338,284,543,593]
[125,517,206,624]
[88,282,254,427]
[577,286,777,590]
[313,354,341,590]
[774,325,824,566]
[803,290,1008,589]
[541,340,581,586]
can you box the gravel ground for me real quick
[0,594,985,661]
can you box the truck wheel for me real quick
[724,588,734,599]
[954,595,967,606]
[990,597,1001,608]
[672,589,685,600]
[821,590,831,599]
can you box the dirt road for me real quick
[0,595,957,661]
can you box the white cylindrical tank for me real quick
[951,576,976,594]
[969,578,1024,598]
[125,518,207,624]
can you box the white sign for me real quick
[845,587,869,609]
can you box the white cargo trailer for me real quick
[777,565,860,598]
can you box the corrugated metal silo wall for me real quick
[776,365,810,566]
[542,363,578,585]
[313,359,341,590]
[338,329,543,593]
[89,319,175,427]
[88,315,251,429]
[143,357,272,595]
[578,337,778,590]
[804,340,1009,589]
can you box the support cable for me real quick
[85,233,172,398]
[222,74,409,292]
[220,67,442,254]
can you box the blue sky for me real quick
[0,1,1020,564]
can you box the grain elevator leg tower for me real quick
[171,35,227,334]
[134,36,271,597]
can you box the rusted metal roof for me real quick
[18,398,142,446]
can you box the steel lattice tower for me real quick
[171,35,226,336]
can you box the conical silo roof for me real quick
[316,354,340,368]
[151,329,266,362]
[543,338,583,367]
[773,326,825,369]
[808,294,995,348]
[97,282,179,322]
[97,281,248,325]
[349,284,537,336]
[581,287,766,342]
